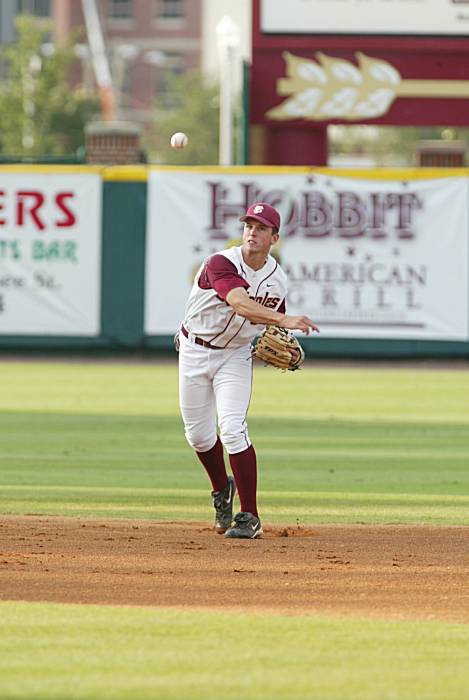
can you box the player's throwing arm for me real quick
[226,287,319,334]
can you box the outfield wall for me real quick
[1,163,469,358]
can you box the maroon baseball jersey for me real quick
[182,246,287,349]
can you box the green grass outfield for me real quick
[0,361,468,524]
[1,602,469,700]
[1,359,469,700]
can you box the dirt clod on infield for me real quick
[1,515,469,622]
[271,526,318,538]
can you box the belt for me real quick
[180,325,224,350]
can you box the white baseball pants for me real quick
[178,332,253,454]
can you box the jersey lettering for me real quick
[250,292,281,308]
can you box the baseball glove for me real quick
[251,325,305,371]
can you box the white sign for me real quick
[261,0,469,36]
[0,173,102,335]
[146,169,469,341]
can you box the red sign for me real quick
[251,0,469,127]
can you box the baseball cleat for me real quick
[212,476,236,534]
[224,512,263,539]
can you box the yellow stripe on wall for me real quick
[1,164,469,181]
[97,165,469,182]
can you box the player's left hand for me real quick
[251,325,305,371]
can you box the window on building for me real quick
[109,0,133,19]
[155,52,185,109]
[121,64,132,99]
[157,0,185,20]
[17,0,51,16]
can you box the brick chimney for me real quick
[416,140,466,167]
[85,121,144,164]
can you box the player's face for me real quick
[242,219,279,254]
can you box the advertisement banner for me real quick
[0,173,102,336]
[261,0,469,36]
[146,169,469,341]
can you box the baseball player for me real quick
[177,202,319,539]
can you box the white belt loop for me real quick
[187,329,196,344]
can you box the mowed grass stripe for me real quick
[3,484,469,504]
[1,601,469,700]
[1,362,469,422]
[2,487,469,524]
[1,503,467,524]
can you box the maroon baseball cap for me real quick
[239,202,281,230]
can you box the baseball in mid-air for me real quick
[170,132,188,149]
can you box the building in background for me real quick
[1,0,253,162]
[1,0,251,120]
[0,0,51,44]
[52,0,202,128]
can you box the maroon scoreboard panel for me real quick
[251,0,469,128]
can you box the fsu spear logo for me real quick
[266,51,469,121]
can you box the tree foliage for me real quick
[144,71,220,164]
[0,15,99,158]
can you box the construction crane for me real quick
[80,0,116,121]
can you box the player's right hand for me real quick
[282,315,320,335]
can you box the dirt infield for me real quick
[1,515,468,622]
